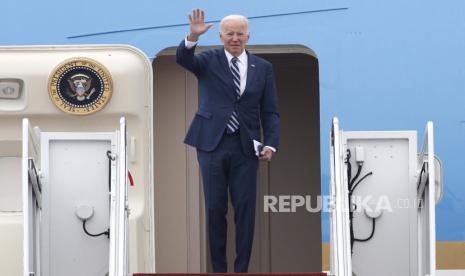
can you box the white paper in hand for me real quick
[253,139,263,157]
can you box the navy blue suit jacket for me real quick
[176,40,280,155]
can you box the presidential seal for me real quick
[48,57,113,115]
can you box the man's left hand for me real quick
[259,147,273,161]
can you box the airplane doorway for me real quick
[152,45,321,273]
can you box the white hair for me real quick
[220,14,249,34]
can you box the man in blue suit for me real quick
[176,9,280,273]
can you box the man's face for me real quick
[220,19,249,57]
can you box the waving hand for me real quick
[188,9,213,42]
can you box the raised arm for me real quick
[176,9,213,75]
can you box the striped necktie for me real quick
[226,57,241,133]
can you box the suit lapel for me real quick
[244,51,257,97]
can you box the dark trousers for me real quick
[197,132,258,273]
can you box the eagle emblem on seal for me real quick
[66,74,97,102]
